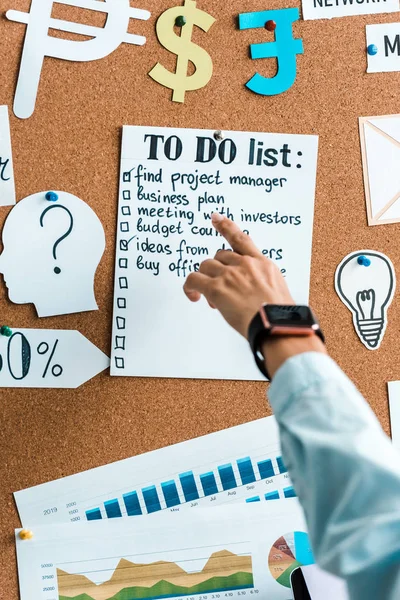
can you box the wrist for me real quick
[262,335,326,380]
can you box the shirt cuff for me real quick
[268,352,349,415]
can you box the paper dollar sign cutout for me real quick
[149,0,216,103]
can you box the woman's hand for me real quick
[183,213,294,338]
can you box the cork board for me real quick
[1,0,400,595]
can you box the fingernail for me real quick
[211,212,223,224]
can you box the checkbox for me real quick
[119,277,128,289]
[123,172,132,183]
[123,190,131,200]
[117,298,127,309]
[120,240,128,251]
[115,336,126,350]
[119,258,128,269]
[120,222,129,233]
[115,357,125,369]
[122,206,131,216]
[116,316,126,330]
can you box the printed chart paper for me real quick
[0,329,109,389]
[359,115,400,225]
[367,23,400,73]
[14,417,295,526]
[112,126,318,380]
[302,0,399,20]
[0,105,15,206]
[388,381,400,452]
[15,502,313,600]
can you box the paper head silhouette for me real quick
[0,191,105,317]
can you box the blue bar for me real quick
[86,508,102,521]
[257,459,274,479]
[104,499,122,518]
[284,486,296,498]
[123,491,142,516]
[179,471,199,502]
[295,532,314,566]
[200,472,218,496]
[142,486,162,513]
[265,490,280,501]
[237,457,256,485]
[277,456,288,474]
[246,496,260,503]
[218,464,237,491]
[161,480,181,508]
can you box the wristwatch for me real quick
[248,304,325,380]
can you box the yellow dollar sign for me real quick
[149,0,216,103]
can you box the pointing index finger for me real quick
[211,213,262,257]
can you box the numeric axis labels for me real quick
[0,329,110,388]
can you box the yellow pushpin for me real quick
[19,529,33,540]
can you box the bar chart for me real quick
[85,453,289,521]
[15,416,292,528]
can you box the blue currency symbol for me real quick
[239,8,303,96]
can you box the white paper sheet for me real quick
[0,105,16,206]
[297,565,349,599]
[302,0,398,20]
[111,126,318,380]
[0,190,105,317]
[388,381,400,452]
[15,502,311,600]
[367,23,400,73]
[0,328,109,388]
[14,416,296,526]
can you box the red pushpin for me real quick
[265,20,276,32]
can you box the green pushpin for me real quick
[0,326,12,337]
[175,15,187,26]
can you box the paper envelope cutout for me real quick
[360,114,400,226]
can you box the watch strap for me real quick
[248,306,325,381]
[248,311,273,380]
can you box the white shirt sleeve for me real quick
[268,352,400,600]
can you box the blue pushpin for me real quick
[45,191,58,202]
[367,44,378,56]
[357,255,371,267]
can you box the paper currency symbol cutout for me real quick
[6,0,151,119]
[0,191,106,318]
[149,0,216,103]
[239,8,303,96]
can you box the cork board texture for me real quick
[1,0,400,595]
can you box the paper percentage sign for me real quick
[37,340,63,378]
[0,329,109,388]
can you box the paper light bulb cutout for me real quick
[335,250,396,350]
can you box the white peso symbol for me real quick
[6,0,151,119]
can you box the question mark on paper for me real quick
[40,205,74,274]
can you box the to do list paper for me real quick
[111,126,318,380]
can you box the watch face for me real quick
[265,305,316,327]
